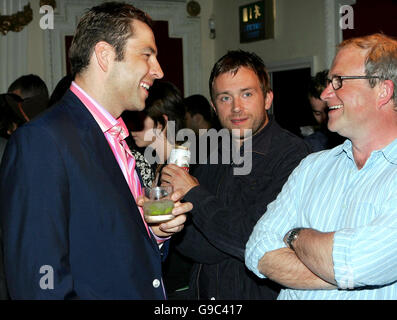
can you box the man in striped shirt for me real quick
[246,33,397,299]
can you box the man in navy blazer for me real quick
[0,2,191,299]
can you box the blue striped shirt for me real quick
[245,138,397,299]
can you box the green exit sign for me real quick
[239,0,275,43]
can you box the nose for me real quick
[320,82,335,102]
[151,58,164,80]
[232,97,242,113]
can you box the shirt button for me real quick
[153,279,160,288]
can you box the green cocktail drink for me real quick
[143,186,174,223]
[143,199,174,223]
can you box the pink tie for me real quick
[108,123,150,237]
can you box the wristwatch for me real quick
[285,228,304,251]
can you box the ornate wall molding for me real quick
[0,0,30,93]
[0,2,32,35]
[44,0,202,95]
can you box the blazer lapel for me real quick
[62,91,155,245]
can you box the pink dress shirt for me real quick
[70,82,150,236]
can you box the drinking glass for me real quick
[143,186,174,223]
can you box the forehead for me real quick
[331,46,368,75]
[128,19,157,50]
[213,67,260,91]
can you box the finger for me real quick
[159,214,186,231]
[161,164,177,175]
[160,225,184,235]
[171,191,183,202]
[160,179,171,186]
[172,201,193,215]
[136,195,148,207]
[160,176,172,185]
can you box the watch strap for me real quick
[286,227,304,251]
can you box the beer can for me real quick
[169,146,191,171]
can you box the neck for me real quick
[164,138,174,162]
[347,109,397,169]
[74,74,122,119]
[351,129,397,170]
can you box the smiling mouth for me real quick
[328,104,343,110]
[140,82,151,92]
[231,118,248,125]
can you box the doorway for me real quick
[271,67,315,137]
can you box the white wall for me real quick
[195,0,216,98]
[212,0,328,75]
[0,0,50,93]
[1,0,347,96]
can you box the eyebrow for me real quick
[142,46,157,56]
[215,87,254,97]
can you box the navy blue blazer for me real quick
[0,90,167,299]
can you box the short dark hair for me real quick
[184,94,213,123]
[144,81,186,135]
[308,70,329,100]
[0,94,25,138]
[48,74,74,107]
[7,74,49,100]
[69,2,153,75]
[209,50,271,102]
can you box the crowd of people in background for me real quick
[0,1,397,301]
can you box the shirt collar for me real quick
[339,137,397,165]
[379,138,397,164]
[70,82,128,137]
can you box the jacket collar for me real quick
[241,114,277,154]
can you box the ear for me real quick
[210,101,217,114]
[162,114,169,125]
[93,41,115,72]
[264,90,274,110]
[7,122,18,135]
[377,80,394,109]
[156,114,168,132]
[192,113,203,123]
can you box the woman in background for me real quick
[124,80,192,300]
[126,80,187,186]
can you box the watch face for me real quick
[187,0,201,17]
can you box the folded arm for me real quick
[258,228,336,289]
[259,247,336,290]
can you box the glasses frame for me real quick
[327,75,381,91]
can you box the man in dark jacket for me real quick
[160,50,311,299]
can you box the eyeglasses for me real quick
[327,75,380,91]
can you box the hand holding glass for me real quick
[143,186,175,223]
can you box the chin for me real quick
[138,140,152,148]
[126,100,145,112]
[230,129,252,140]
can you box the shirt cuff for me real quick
[333,228,356,289]
[245,230,286,279]
[149,227,171,244]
